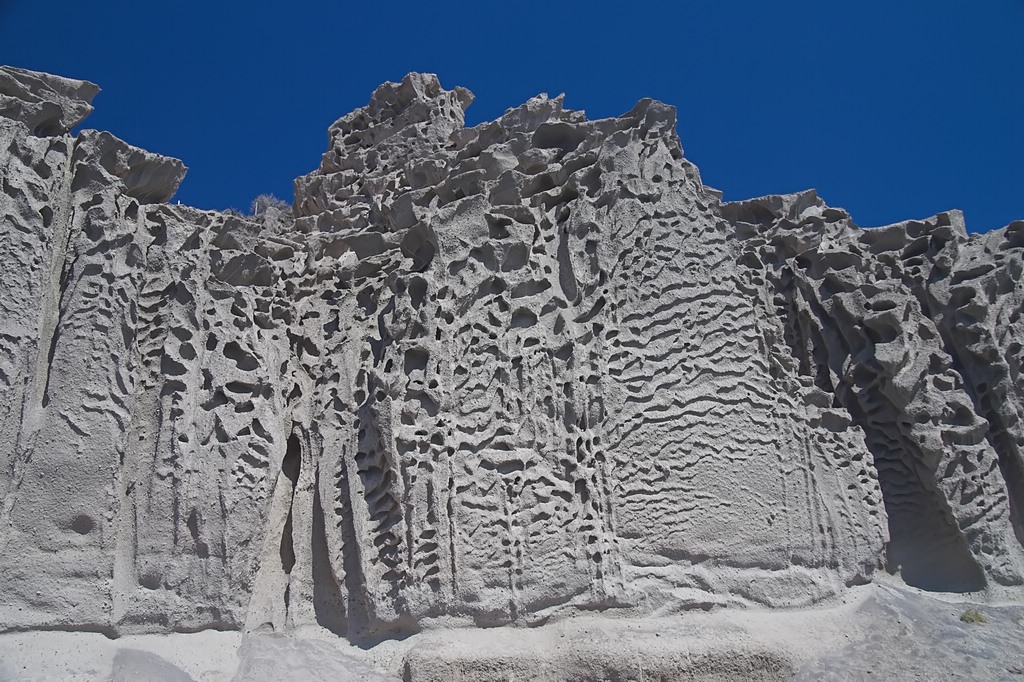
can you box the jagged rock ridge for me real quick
[0,66,1021,641]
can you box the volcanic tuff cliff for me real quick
[1,65,1022,642]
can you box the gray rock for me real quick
[0,65,1021,651]
[110,649,197,682]
[232,634,398,681]
[0,66,98,136]
[795,584,1024,680]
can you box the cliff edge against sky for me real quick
[1,66,1023,655]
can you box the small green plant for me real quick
[960,608,987,624]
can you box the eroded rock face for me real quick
[0,66,1021,640]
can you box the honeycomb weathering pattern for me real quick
[0,66,1022,641]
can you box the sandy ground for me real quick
[2,582,1022,681]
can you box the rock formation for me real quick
[1,66,1022,644]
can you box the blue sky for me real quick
[2,0,1021,231]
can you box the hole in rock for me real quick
[404,348,429,375]
[187,509,210,559]
[223,341,259,371]
[401,223,437,272]
[511,309,538,329]
[70,514,95,535]
[280,433,302,576]
[409,277,427,309]
[139,572,162,590]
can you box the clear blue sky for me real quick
[2,1,1021,231]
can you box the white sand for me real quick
[3,583,1022,681]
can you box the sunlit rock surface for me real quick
[1,66,1022,648]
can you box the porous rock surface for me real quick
[0,66,1022,644]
